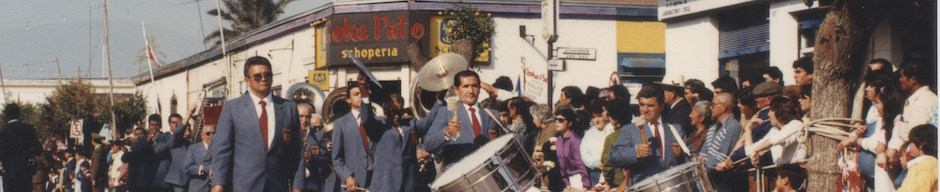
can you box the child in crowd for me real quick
[79,162,92,192]
[775,164,807,192]
[896,124,937,192]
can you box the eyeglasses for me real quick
[313,125,324,130]
[205,131,215,136]
[554,118,567,123]
[250,72,273,81]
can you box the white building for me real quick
[0,78,135,104]
[134,0,666,130]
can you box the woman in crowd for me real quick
[554,108,591,189]
[580,99,609,187]
[508,97,537,154]
[688,101,714,160]
[839,70,899,191]
[531,104,564,191]
[742,97,805,166]
[737,87,758,125]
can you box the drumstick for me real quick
[340,186,370,191]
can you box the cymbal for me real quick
[418,53,468,92]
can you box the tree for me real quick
[0,102,47,139]
[443,4,496,67]
[204,0,299,45]
[135,35,167,73]
[40,78,106,146]
[96,91,148,140]
[806,0,933,191]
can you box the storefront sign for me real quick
[430,15,490,63]
[308,70,330,91]
[327,11,430,66]
[548,59,564,71]
[658,0,762,20]
[524,68,548,100]
[557,47,596,60]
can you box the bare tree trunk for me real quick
[809,0,891,191]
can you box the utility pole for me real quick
[0,59,6,104]
[55,57,62,83]
[103,0,118,141]
[215,0,231,99]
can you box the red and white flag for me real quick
[144,37,161,68]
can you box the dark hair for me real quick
[899,58,931,86]
[80,161,90,168]
[741,70,766,88]
[493,76,513,91]
[737,87,757,107]
[509,97,535,133]
[453,70,481,87]
[554,108,584,137]
[799,84,812,98]
[879,85,904,142]
[765,67,784,85]
[769,97,800,123]
[382,93,406,117]
[346,82,359,98]
[608,85,630,102]
[3,103,19,120]
[148,114,162,125]
[687,79,714,103]
[561,86,585,108]
[585,86,600,101]
[243,56,272,77]
[869,58,892,67]
[587,98,607,115]
[909,124,937,158]
[864,69,896,91]
[712,75,739,93]
[637,84,665,105]
[777,164,807,190]
[169,113,182,122]
[792,57,814,74]
[135,127,148,136]
[604,99,632,126]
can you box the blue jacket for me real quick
[122,135,156,190]
[372,101,440,192]
[731,107,771,161]
[325,100,388,192]
[162,123,192,187]
[184,142,211,192]
[303,131,331,191]
[210,94,305,192]
[609,123,689,185]
[423,103,503,167]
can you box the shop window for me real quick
[618,53,666,84]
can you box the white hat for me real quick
[655,74,685,88]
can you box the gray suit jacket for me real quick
[423,103,503,167]
[609,123,689,185]
[372,101,440,192]
[325,100,388,192]
[164,123,192,187]
[184,142,211,192]
[210,94,305,192]
[154,123,189,188]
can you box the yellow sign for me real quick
[308,70,330,91]
[430,15,490,62]
[315,25,328,68]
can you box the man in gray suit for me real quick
[165,107,198,192]
[610,85,689,185]
[705,93,746,191]
[326,76,389,192]
[185,124,215,192]
[371,93,440,192]
[424,70,504,168]
[210,56,305,192]
[153,113,189,192]
[298,103,330,192]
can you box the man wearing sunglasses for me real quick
[184,123,215,192]
[298,102,330,192]
[210,56,305,192]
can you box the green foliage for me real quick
[444,4,496,63]
[97,90,148,138]
[40,79,103,141]
[0,101,45,137]
[205,0,300,45]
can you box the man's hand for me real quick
[750,153,760,166]
[304,151,312,163]
[416,149,430,160]
[211,185,224,192]
[357,73,370,98]
[636,141,652,158]
[445,119,462,137]
[92,181,96,187]
[716,159,732,172]
[345,176,358,192]
[326,142,333,152]
[746,118,763,130]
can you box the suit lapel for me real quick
[240,95,265,150]
[269,97,285,154]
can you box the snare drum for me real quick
[629,161,715,192]
[430,134,538,192]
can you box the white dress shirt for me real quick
[898,86,937,142]
[647,117,666,160]
[248,92,276,149]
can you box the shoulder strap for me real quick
[480,108,509,133]
[667,124,691,156]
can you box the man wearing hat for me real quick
[89,133,110,192]
[657,75,693,136]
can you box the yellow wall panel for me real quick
[617,21,666,53]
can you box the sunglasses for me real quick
[554,118,567,123]
[205,131,215,136]
[250,72,274,81]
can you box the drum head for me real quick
[631,161,703,191]
[430,134,517,189]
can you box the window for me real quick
[618,53,666,84]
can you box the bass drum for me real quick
[628,161,715,192]
[430,134,538,192]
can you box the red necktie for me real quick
[395,126,402,137]
[469,108,482,137]
[358,115,370,152]
[259,100,268,150]
[653,121,662,157]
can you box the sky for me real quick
[0,0,330,79]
